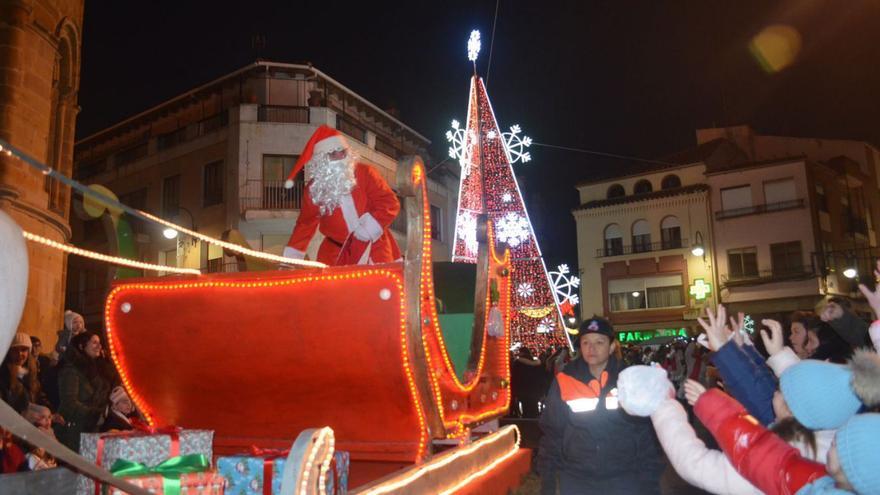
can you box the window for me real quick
[262,155,298,182]
[771,241,803,276]
[721,185,752,211]
[203,161,224,206]
[607,184,625,199]
[604,223,623,256]
[728,247,759,279]
[634,180,653,195]
[608,275,684,311]
[205,243,224,273]
[430,204,442,241]
[162,175,181,217]
[764,178,796,205]
[661,175,681,190]
[660,216,682,249]
[816,184,829,213]
[631,219,651,253]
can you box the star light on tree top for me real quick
[467,30,481,62]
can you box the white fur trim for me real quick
[358,213,383,242]
[282,246,305,260]
[313,135,349,157]
[870,320,880,353]
[339,194,360,234]
[766,346,800,377]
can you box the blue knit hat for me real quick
[836,414,880,495]
[779,360,861,430]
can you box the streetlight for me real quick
[843,266,858,279]
[691,231,705,258]
[163,207,197,245]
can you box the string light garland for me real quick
[22,230,201,275]
[449,73,568,351]
[0,139,326,269]
[360,425,520,495]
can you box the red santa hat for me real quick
[284,125,351,189]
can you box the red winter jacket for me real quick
[694,389,826,495]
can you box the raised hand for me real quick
[683,379,707,406]
[697,304,730,351]
[858,259,880,319]
[729,311,746,346]
[759,319,784,357]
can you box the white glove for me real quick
[353,213,383,242]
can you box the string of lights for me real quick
[0,139,326,269]
[21,231,202,275]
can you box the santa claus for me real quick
[282,125,401,266]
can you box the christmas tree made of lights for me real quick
[449,32,568,350]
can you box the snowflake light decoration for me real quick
[549,263,581,306]
[455,212,478,256]
[467,30,481,62]
[501,124,532,164]
[536,316,555,334]
[501,192,513,203]
[743,315,755,334]
[496,212,530,248]
[446,119,475,176]
[517,282,535,299]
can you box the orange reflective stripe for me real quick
[557,373,600,401]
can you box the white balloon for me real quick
[0,210,29,357]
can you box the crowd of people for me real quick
[0,310,143,473]
[531,261,880,495]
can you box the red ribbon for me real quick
[94,425,182,495]
[249,446,289,495]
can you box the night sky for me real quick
[76,0,880,270]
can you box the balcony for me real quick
[258,105,310,124]
[715,198,805,220]
[240,179,304,213]
[722,265,816,287]
[596,238,688,258]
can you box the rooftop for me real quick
[575,183,710,211]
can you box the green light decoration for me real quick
[743,314,755,334]
[80,184,141,279]
[689,279,712,300]
[616,328,689,343]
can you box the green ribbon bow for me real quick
[110,454,209,495]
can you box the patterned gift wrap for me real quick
[77,429,213,495]
[107,470,226,495]
[216,450,349,495]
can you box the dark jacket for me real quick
[100,410,134,433]
[710,341,778,426]
[828,310,868,349]
[55,349,112,451]
[538,356,663,494]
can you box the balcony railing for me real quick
[337,115,366,143]
[715,198,805,220]
[240,179,304,213]
[258,105,310,124]
[595,238,688,258]
[722,265,816,287]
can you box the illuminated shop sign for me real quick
[617,328,689,342]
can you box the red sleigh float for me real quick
[101,157,522,490]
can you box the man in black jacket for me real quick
[537,317,664,494]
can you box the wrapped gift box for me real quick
[216,450,349,495]
[108,470,226,495]
[77,429,213,495]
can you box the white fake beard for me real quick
[306,152,356,215]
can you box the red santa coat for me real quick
[286,163,401,266]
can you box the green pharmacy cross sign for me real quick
[689,279,712,300]
[617,328,689,343]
